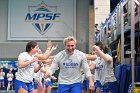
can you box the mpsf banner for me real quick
[8,0,76,40]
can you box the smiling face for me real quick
[63,36,77,55]
[65,40,76,55]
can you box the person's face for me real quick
[32,45,39,54]
[0,69,3,72]
[65,40,76,55]
[9,70,12,73]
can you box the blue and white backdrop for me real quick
[8,0,76,40]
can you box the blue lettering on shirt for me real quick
[63,59,78,68]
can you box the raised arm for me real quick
[18,57,38,69]
[35,40,57,60]
[93,45,112,63]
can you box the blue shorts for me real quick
[14,79,34,93]
[45,81,52,87]
[58,82,82,93]
[94,80,102,93]
[0,79,4,83]
[102,81,118,93]
[83,79,89,91]
[34,82,38,89]
[34,80,45,89]
[94,80,118,93]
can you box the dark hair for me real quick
[95,41,109,53]
[26,41,37,52]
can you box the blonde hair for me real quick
[63,36,77,45]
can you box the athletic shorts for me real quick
[94,80,102,92]
[83,79,89,91]
[58,82,82,93]
[94,80,118,93]
[102,81,118,93]
[34,81,38,89]
[34,80,45,89]
[14,79,34,93]
[0,79,4,83]
[45,81,52,87]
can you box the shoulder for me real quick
[56,50,65,56]
[54,50,66,59]
[18,52,28,60]
[75,49,86,57]
[18,52,27,57]
[104,53,113,63]
[75,49,85,55]
[75,49,86,60]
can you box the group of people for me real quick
[12,36,117,93]
[0,68,14,91]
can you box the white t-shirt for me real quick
[16,52,35,83]
[93,57,116,85]
[34,70,43,82]
[0,72,5,80]
[48,49,92,84]
[7,73,13,81]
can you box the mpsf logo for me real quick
[25,1,61,35]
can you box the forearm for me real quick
[89,63,96,71]
[42,59,52,64]
[18,60,32,69]
[87,75,94,90]
[86,54,97,61]
[40,67,46,73]
[34,64,41,73]
[87,76,94,83]
[37,49,54,60]
[82,58,92,77]
[96,48,112,63]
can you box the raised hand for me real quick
[93,45,100,52]
[47,40,52,49]
[51,44,58,50]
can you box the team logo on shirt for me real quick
[96,65,103,71]
[25,1,61,35]
[63,59,78,68]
